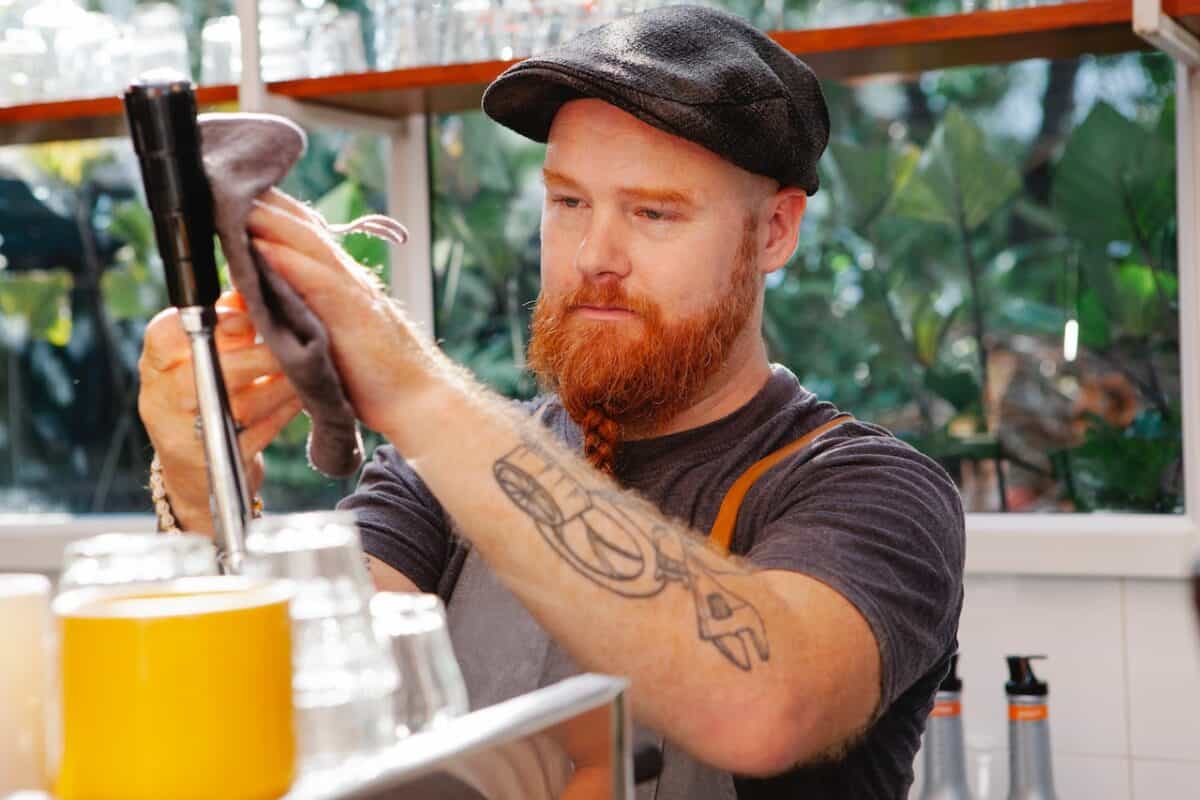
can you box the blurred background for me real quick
[0,0,1182,519]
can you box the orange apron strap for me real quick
[708,414,854,554]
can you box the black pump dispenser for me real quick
[1006,655,1048,697]
[940,653,963,692]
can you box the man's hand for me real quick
[246,189,441,444]
[137,290,302,534]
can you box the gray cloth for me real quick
[482,5,830,194]
[197,113,405,478]
[343,365,965,799]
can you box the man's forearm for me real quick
[384,378,814,770]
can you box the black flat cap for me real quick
[482,5,830,195]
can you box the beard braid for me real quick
[527,218,761,474]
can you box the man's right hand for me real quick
[137,290,303,534]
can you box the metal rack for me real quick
[284,673,633,800]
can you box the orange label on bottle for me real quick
[1009,704,1049,722]
[930,700,962,718]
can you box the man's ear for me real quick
[760,189,808,275]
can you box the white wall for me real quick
[910,575,1200,799]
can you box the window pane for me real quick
[0,127,387,514]
[431,51,1183,514]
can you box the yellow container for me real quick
[53,577,295,800]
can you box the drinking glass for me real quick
[0,30,46,105]
[371,592,469,736]
[309,7,367,76]
[260,0,310,80]
[58,533,219,591]
[445,0,497,64]
[55,12,123,99]
[202,15,242,84]
[127,2,190,79]
[243,511,398,773]
[21,0,89,98]
[0,574,51,795]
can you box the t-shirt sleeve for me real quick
[745,431,965,709]
[336,444,453,594]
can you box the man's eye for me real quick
[554,197,582,209]
[638,208,669,221]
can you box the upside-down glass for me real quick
[371,592,469,736]
[242,512,398,773]
[58,532,220,591]
[0,574,52,795]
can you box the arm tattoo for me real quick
[493,441,770,671]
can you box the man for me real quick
[138,6,963,798]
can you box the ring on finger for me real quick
[193,414,247,437]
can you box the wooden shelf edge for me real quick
[4,1,1200,140]
[279,1,1197,118]
[0,85,237,125]
[268,60,518,100]
[770,0,1133,54]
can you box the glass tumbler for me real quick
[371,592,468,736]
[201,15,242,84]
[243,512,398,773]
[58,533,219,591]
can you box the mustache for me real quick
[555,282,656,317]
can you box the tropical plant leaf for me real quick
[829,139,919,230]
[995,298,1068,337]
[101,266,161,321]
[1053,102,1175,257]
[1077,289,1111,351]
[912,299,960,367]
[893,107,1021,232]
[924,366,980,413]
[1113,262,1177,337]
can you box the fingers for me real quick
[229,374,299,431]
[259,187,327,225]
[252,238,378,325]
[247,197,338,266]
[239,397,304,461]
[169,343,284,413]
[247,201,380,295]
[141,295,257,375]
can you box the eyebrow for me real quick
[541,168,698,208]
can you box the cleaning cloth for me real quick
[197,112,408,478]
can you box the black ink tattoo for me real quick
[494,442,769,671]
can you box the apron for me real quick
[446,414,854,800]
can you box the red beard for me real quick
[528,225,760,473]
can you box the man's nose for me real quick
[574,213,632,282]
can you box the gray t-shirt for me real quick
[342,365,965,799]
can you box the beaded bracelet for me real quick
[149,453,263,533]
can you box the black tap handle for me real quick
[123,72,220,309]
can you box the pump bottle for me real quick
[1005,655,1058,800]
[919,653,973,800]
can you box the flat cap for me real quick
[482,4,830,195]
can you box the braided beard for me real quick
[527,224,761,474]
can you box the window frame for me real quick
[2,60,1197,579]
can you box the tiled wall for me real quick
[910,576,1200,799]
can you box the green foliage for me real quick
[892,107,1022,231]
[1055,410,1182,512]
[0,270,73,346]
